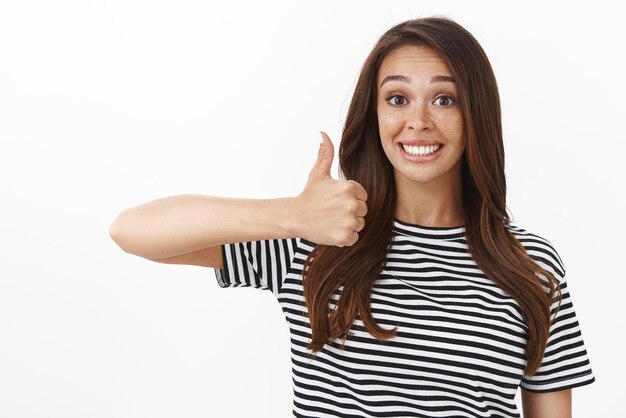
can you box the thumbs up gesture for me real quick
[295,131,368,247]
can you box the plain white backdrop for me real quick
[1,0,623,416]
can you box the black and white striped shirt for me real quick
[214,218,595,417]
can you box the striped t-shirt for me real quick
[213,218,595,417]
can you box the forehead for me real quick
[377,45,451,84]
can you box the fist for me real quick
[295,131,368,247]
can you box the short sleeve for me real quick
[213,237,301,299]
[518,233,596,393]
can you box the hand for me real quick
[295,131,368,247]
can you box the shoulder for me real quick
[505,222,566,281]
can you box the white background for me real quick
[1,0,623,416]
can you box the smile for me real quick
[401,143,442,156]
[398,143,444,162]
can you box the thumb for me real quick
[310,131,335,179]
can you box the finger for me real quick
[309,131,335,180]
[356,200,368,217]
[354,216,366,232]
[349,231,359,246]
[348,180,368,202]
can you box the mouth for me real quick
[399,142,444,157]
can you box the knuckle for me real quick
[341,230,353,244]
[342,181,354,192]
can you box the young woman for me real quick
[110,16,595,417]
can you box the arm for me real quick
[521,388,571,418]
[109,195,299,260]
[110,132,369,263]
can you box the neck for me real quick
[393,167,464,228]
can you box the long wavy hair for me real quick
[301,16,562,377]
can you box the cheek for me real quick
[434,112,463,139]
[377,109,403,135]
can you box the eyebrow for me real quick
[379,74,455,87]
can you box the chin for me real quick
[395,169,437,185]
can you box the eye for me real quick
[433,95,456,106]
[385,95,408,106]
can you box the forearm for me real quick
[109,194,300,259]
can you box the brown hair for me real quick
[301,16,562,376]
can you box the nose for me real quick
[407,102,434,131]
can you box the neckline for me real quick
[392,217,465,238]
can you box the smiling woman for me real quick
[293,17,595,415]
[111,15,595,418]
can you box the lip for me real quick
[398,143,444,162]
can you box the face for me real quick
[376,44,465,189]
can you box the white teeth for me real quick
[402,144,441,156]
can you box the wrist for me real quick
[279,196,303,238]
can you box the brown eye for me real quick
[387,95,407,106]
[433,95,456,106]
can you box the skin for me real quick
[377,44,573,416]
[522,388,572,418]
[376,44,465,227]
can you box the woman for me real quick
[110,16,595,417]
